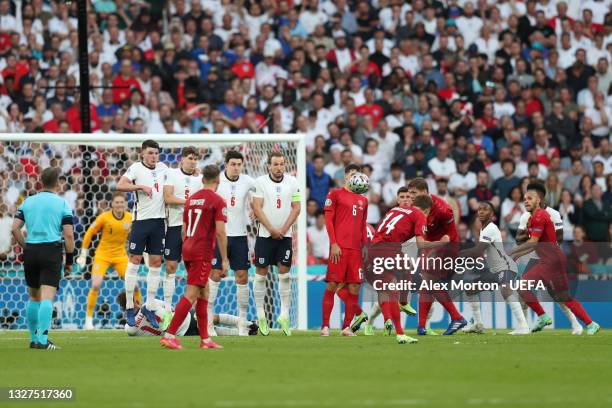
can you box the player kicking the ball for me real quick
[407,178,467,335]
[509,183,600,336]
[160,165,228,350]
[458,201,530,335]
[321,164,369,337]
[163,146,203,305]
[117,139,167,328]
[78,192,138,330]
[209,150,256,336]
[252,152,301,336]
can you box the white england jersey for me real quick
[479,222,518,274]
[253,174,300,238]
[518,206,562,260]
[164,167,203,227]
[124,299,191,337]
[123,162,168,221]
[216,172,256,236]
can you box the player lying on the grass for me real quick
[161,165,228,350]
[252,152,301,336]
[77,192,139,330]
[116,139,168,329]
[407,178,467,335]
[515,193,583,335]
[508,184,600,336]
[209,150,256,337]
[116,292,258,337]
[457,201,530,335]
[163,146,203,305]
[321,164,369,337]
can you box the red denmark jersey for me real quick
[182,188,227,262]
[373,206,427,243]
[365,224,375,242]
[425,195,458,242]
[527,207,561,259]
[324,188,368,250]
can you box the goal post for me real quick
[0,133,308,330]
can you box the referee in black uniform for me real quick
[12,167,75,350]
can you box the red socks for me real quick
[564,300,592,325]
[195,298,209,339]
[418,290,433,328]
[390,302,404,335]
[321,289,335,328]
[380,301,392,321]
[337,287,363,315]
[519,290,546,316]
[167,296,192,335]
[432,291,462,321]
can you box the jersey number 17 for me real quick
[186,208,202,237]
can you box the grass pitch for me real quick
[1,329,612,408]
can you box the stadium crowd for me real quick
[0,0,611,267]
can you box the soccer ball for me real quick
[348,172,369,194]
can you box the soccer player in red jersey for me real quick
[160,165,229,350]
[369,192,438,344]
[406,177,467,335]
[321,164,368,337]
[509,183,600,335]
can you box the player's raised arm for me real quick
[78,214,105,266]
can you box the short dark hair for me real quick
[200,165,219,182]
[312,154,324,162]
[501,158,515,170]
[413,194,433,210]
[111,191,126,201]
[397,186,409,196]
[407,177,429,192]
[225,150,244,163]
[527,182,546,199]
[344,163,361,174]
[267,151,285,164]
[142,139,160,151]
[41,167,61,189]
[181,146,198,158]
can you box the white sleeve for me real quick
[252,177,264,198]
[518,212,530,230]
[164,169,175,186]
[123,163,137,182]
[479,224,496,243]
[548,208,564,230]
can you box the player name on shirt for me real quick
[217,172,256,237]
[165,167,203,227]
[123,162,168,221]
[253,174,300,238]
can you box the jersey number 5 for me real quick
[186,208,202,237]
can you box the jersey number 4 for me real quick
[377,212,408,235]
[186,208,202,237]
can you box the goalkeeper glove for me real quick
[76,249,88,267]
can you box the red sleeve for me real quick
[324,190,337,245]
[529,213,545,238]
[215,196,228,222]
[443,207,459,242]
[361,196,369,244]
[183,201,190,225]
[413,211,426,237]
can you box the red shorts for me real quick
[184,259,212,287]
[421,247,458,280]
[326,248,363,284]
[522,258,569,293]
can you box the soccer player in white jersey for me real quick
[516,193,583,335]
[163,147,203,305]
[458,202,530,335]
[116,139,168,328]
[252,152,301,336]
[116,292,259,337]
[209,150,256,336]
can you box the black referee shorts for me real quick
[23,242,63,289]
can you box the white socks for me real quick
[253,274,266,319]
[465,294,482,325]
[207,278,220,323]
[163,274,175,304]
[124,262,139,309]
[370,302,382,322]
[218,313,239,327]
[236,283,249,322]
[145,266,161,308]
[507,293,529,330]
[278,273,291,319]
[558,303,581,331]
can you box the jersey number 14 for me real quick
[377,212,409,235]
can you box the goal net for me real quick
[0,134,307,331]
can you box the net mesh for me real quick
[0,139,301,330]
